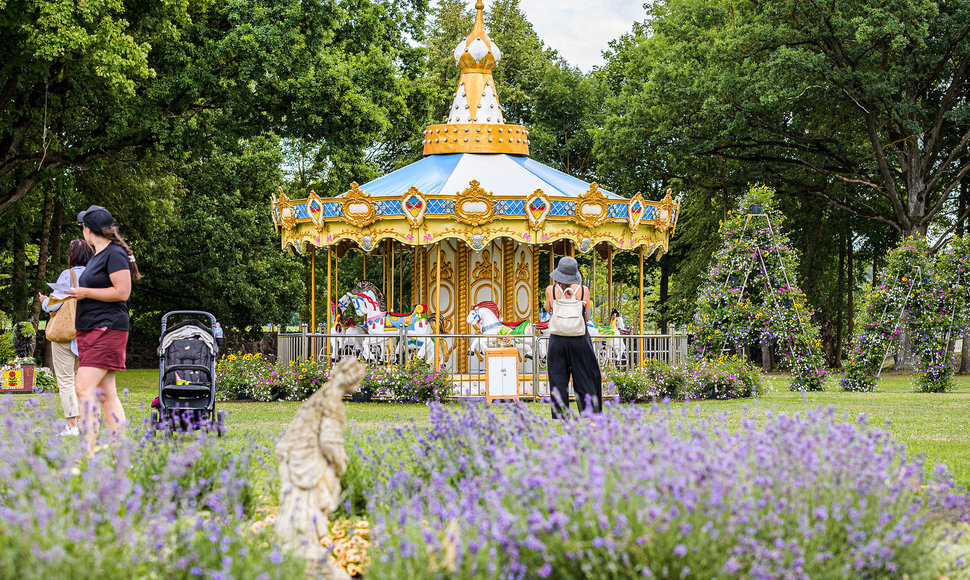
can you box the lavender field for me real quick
[4,371,970,578]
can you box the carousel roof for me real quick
[271,0,679,256]
[353,153,625,200]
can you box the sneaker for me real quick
[59,426,80,437]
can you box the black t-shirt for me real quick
[76,243,131,331]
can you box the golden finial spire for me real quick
[421,1,530,156]
[473,0,485,39]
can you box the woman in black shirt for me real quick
[66,206,142,452]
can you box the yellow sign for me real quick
[2,368,23,390]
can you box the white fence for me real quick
[277,325,689,400]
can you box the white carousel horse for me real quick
[465,301,533,361]
[348,292,436,363]
[593,309,631,363]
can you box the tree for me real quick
[133,138,303,336]
[2,0,431,330]
[596,0,970,243]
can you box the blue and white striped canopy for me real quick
[346,153,625,200]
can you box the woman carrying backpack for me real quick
[543,256,602,419]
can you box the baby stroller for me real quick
[152,311,225,431]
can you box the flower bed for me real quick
[352,404,970,579]
[0,397,302,578]
[607,356,761,402]
[216,352,455,403]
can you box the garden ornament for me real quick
[275,357,366,579]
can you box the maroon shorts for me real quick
[76,327,128,371]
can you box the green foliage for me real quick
[605,356,761,402]
[371,359,455,403]
[0,332,14,364]
[595,0,970,237]
[690,186,827,391]
[33,367,56,393]
[11,322,35,359]
[215,352,268,401]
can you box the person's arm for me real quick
[584,286,594,321]
[66,269,132,302]
[544,285,555,313]
[40,269,72,312]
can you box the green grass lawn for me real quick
[43,369,970,489]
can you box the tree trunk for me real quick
[961,331,970,374]
[833,233,846,367]
[802,206,823,293]
[29,189,54,324]
[50,197,64,270]
[760,341,773,372]
[895,314,916,371]
[11,204,28,322]
[847,235,854,342]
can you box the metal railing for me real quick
[276,325,689,400]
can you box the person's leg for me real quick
[96,371,127,440]
[75,366,109,450]
[546,336,572,419]
[572,335,603,414]
[50,341,79,428]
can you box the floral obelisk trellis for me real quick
[690,185,827,391]
[841,234,969,393]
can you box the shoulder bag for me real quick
[46,270,78,343]
[548,285,586,337]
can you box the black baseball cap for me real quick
[77,205,115,231]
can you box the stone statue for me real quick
[276,357,366,579]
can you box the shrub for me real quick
[12,322,36,358]
[33,367,56,393]
[606,357,760,401]
[0,331,14,364]
[358,404,970,579]
[373,359,455,403]
[683,356,760,399]
[215,351,266,400]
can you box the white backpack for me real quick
[549,285,586,337]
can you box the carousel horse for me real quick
[348,292,436,363]
[592,308,632,363]
[339,315,366,358]
[465,301,533,361]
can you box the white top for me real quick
[42,266,85,355]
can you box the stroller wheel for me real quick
[150,409,160,429]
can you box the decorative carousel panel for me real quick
[307,191,325,227]
[402,187,427,228]
[341,183,378,228]
[628,193,646,232]
[512,243,533,322]
[270,191,280,233]
[429,242,459,367]
[575,184,609,229]
[455,180,495,226]
[469,243,503,308]
[526,190,550,229]
[654,189,678,234]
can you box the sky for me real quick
[506,0,647,71]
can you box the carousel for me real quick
[271,1,680,382]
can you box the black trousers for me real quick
[547,332,602,419]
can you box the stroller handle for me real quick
[161,311,218,333]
